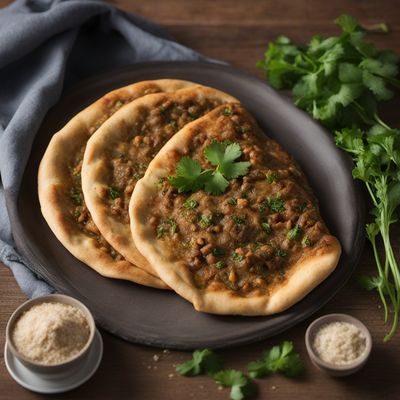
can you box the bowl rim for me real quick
[305,313,372,371]
[6,294,96,368]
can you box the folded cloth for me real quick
[0,0,206,298]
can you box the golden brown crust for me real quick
[129,104,341,314]
[38,80,196,289]
[81,85,237,274]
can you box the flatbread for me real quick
[129,103,341,314]
[81,85,237,274]
[38,79,195,289]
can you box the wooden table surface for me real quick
[1,1,400,399]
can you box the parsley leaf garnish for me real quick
[108,187,121,200]
[168,157,212,193]
[168,141,251,195]
[70,187,82,205]
[268,197,286,213]
[214,370,257,400]
[183,198,199,209]
[287,224,302,240]
[204,141,251,180]
[232,252,245,262]
[261,222,271,233]
[199,215,213,228]
[248,341,304,378]
[176,349,222,377]
[215,261,226,269]
[156,218,177,239]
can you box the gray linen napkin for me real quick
[0,0,205,298]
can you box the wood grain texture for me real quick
[1,0,400,399]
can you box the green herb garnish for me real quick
[257,15,399,129]
[156,218,178,239]
[183,198,199,209]
[212,248,225,256]
[176,349,222,376]
[228,197,238,206]
[188,111,198,120]
[268,197,286,213]
[169,141,251,195]
[108,187,121,200]
[265,172,278,183]
[214,369,257,400]
[248,341,304,378]
[232,216,246,225]
[222,107,233,116]
[70,187,82,205]
[302,236,312,247]
[261,222,271,233]
[215,261,226,269]
[275,249,287,257]
[295,203,308,212]
[287,224,302,240]
[232,252,245,262]
[257,14,400,341]
[199,215,213,228]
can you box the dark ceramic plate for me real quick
[9,62,365,349]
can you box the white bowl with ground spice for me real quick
[305,313,372,377]
[6,294,96,375]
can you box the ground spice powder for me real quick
[313,321,367,365]
[11,302,90,365]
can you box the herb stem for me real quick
[379,75,400,89]
[369,234,389,322]
[373,113,392,130]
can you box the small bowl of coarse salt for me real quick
[6,294,96,376]
[305,313,372,377]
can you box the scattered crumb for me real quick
[168,373,174,379]
[153,354,160,362]
[147,365,151,370]
[271,385,277,391]
[378,304,382,309]
[218,386,223,391]
[172,364,177,368]
[199,385,204,389]
[163,349,170,354]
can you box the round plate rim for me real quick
[9,61,365,349]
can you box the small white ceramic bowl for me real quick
[6,294,96,375]
[305,313,372,377]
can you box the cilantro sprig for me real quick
[176,342,303,400]
[247,341,304,378]
[169,140,251,195]
[176,349,222,376]
[214,370,257,400]
[258,14,400,341]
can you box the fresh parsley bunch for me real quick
[258,14,400,341]
[257,15,399,129]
